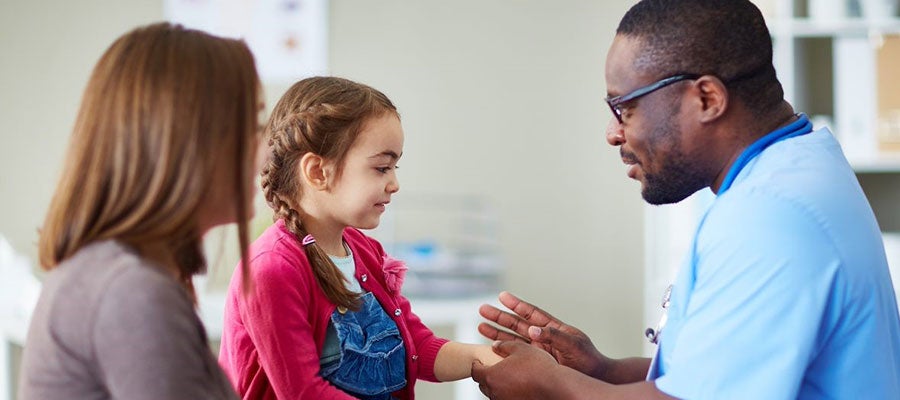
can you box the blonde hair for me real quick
[39,23,261,297]
[262,76,398,309]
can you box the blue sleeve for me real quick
[655,189,843,400]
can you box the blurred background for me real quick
[7,0,900,399]
[0,1,644,399]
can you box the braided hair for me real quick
[261,77,398,309]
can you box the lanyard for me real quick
[717,113,813,195]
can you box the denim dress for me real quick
[319,292,407,399]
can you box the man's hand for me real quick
[478,291,607,379]
[472,341,675,400]
[470,341,559,400]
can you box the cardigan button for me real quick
[412,355,418,361]
[394,308,402,316]
[361,274,368,282]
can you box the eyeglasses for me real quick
[606,74,701,124]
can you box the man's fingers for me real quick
[478,303,505,320]
[498,291,562,328]
[479,304,534,338]
[492,339,529,358]
[497,291,522,309]
[532,325,584,352]
[528,326,543,341]
[478,383,491,399]
[478,322,529,343]
[471,359,486,384]
[529,325,569,348]
[471,360,493,398]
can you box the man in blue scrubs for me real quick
[471,0,900,398]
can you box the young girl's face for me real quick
[324,113,404,230]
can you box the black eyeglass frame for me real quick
[605,74,702,124]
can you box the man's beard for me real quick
[642,152,707,205]
[640,115,708,205]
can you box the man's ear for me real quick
[299,153,329,190]
[692,75,729,123]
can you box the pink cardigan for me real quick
[218,220,448,399]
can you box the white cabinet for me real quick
[765,0,900,284]
[766,0,900,163]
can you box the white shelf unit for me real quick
[768,0,900,280]
[365,193,504,299]
[770,17,900,37]
[769,1,900,166]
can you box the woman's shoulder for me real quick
[50,240,183,301]
[31,240,195,356]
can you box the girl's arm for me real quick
[385,271,499,382]
[433,341,504,382]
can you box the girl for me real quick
[19,23,263,399]
[218,77,501,399]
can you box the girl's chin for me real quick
[354,220,381,231]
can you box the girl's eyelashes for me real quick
[375,165,399,174]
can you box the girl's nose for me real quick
[387,175,400,193]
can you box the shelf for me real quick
[850,154,900,173]
[770,18,900,37]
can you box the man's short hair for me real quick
[617,0,784,116]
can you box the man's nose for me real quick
[606,118,625,146]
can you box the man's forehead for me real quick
[606,35,650,93]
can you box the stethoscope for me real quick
[644,114,813,344]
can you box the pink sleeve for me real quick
[360,233,450,382]
[240,252,355,400]
[397,292,450,382]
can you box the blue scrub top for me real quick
[651,127,900,399]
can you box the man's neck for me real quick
[709,101,797,194]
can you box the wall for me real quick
[0,0,163,260]
[1,0,644,397]
[324,0,642,358]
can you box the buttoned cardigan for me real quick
[219,219,448,399]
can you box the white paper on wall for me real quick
[164,0,329,84]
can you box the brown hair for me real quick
[38,22,261,299]
[262,76,398,309]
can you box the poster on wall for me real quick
[164,0,328,84]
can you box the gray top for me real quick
[18,240,238,400]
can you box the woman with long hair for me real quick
[18,22,263,400]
